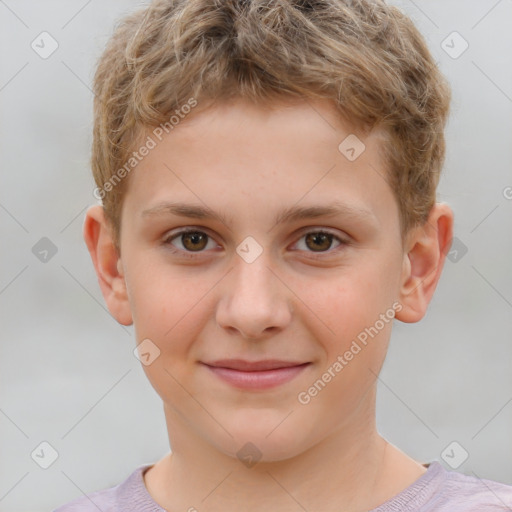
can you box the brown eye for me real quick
[292,229,346,257]
[181,231,208,251]
[304,232,334,252]
[165,229,216,254]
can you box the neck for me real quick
[143,393,426,511]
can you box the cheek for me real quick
[295,263,399,395]
[303,267,395,340]
[295,273,394,416]
[128,269,210,397]
[126,260,214,356]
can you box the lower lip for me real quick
[202,363,310,390]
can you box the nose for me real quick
[215,252,292,340]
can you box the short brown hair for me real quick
[92,0,451,251]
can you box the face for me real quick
[115,98,408,461]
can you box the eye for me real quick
[164,228,218,255]
[292,229,347,257]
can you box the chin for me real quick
[219,438,307,466]
[218,421,311,464]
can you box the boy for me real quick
[55,0,512,510]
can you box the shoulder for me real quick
[374,462,512,512]
[435,465,512,510]
[52,464,153,512]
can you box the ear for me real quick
[83,205,133,326]
[395,202,454,323]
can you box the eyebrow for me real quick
[141,201,376,226]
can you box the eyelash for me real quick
[162,227,349,260]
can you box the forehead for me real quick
[122,97,396,233]
[166,96,372,146]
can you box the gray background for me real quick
[0,1,511,511]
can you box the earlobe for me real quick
[83,205,133,326]
[395,203,454,323]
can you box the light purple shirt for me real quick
[53,460,512,511]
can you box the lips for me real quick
[204,359,308,371]
[200,359,311,390]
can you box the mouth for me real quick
[200,359,311,390]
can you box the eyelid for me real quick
[293,225,348,241]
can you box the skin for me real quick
[84,97,453,511]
